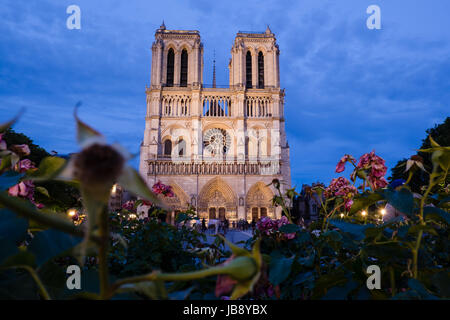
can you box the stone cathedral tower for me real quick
[139,23,291,223]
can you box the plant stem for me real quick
[277,188,293,223]
[98,207,110,299]
[405,171,414,185]
[412,170,436,279]
[13,265,51,300]
[108,263,238,299]
[389,266,396,297]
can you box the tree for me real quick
[2,128,50,165]
[389,117,450,192]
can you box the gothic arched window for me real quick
[166,48,174,87]
[246,51,252,89]
[180,49,188,87]
[163,139,172,157]
[258,51,264,89]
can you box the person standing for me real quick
[202,218,206,232]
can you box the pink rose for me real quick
[8,181,33,198]
[11,144,31,156]
[17,159,35,173]
[335,154,355,173]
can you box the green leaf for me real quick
[28,229,82,266]
[0,209,29,243]
[175,213,189,223]
[118,281,167,300]
[0,154,12,171]
[292,271,314,286]
[407,279,439,300]
[431,271,450,297]
[328,219,374,241]
[384,188,414,216]
[278,223,299,234]
[28,156,66,181]
[1,250,35,269]
[423,206,450,225]
[269,251,294,285]
[323,230,343,242]
[117,166,162,207]
[0,241,19,266]
[438,196,450,208]
[0,171,24,191]
[35,186,50,198]
[321,278,359,300]
[74,109,105,148]
[296,254,315,268]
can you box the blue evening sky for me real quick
[0,0,449,189]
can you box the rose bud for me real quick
[73,143,125,189]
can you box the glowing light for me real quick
[361,210,367,217]
[111,184,117,195]
[129,214,137,220]
[68,209,77,217]
[381,208,386,216]
[340,213,344,218]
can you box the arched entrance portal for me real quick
[246,182,274,221]
[198,177,237,222]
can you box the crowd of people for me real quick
[197,217,258,234]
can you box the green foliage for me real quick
[1,114,448,301]
[390,117,450,192]
[109,217,202,277]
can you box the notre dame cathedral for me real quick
[138,22,291,223]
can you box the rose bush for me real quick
[0,113,448,300]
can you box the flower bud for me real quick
[11,144,31,156]
[410,155,423,163]
[73,143,125,188]
[221,256,258,282]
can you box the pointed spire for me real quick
[212,49,216,88]
[160,20,166,30]
[265,24,271,34]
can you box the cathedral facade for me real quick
[138,23,291,223]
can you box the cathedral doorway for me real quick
[261,207,267,217]
[251,207,258,220]
[198,177,238,222]
[250,207,268,220]
[209,207,216,219]
[246,182,274,221]
[218,207,226,220]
